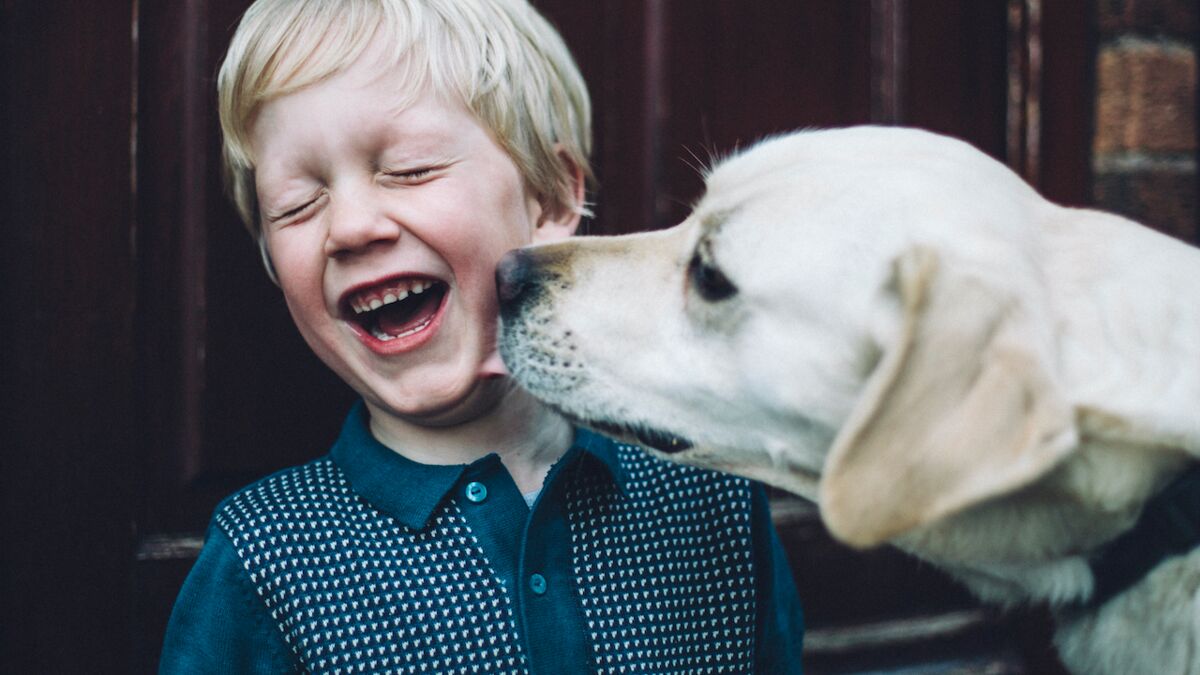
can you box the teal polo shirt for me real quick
[160,401,804,673]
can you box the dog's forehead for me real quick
[695,166,872,266]
[697,127,1046,263]
[700,133,898,236]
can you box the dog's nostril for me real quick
[495,248,537,307]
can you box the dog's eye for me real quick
[689,249,737,302]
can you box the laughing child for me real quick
[160,0,804,672]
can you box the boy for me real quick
[160,0,804,672]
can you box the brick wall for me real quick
[1092,0,1198,243]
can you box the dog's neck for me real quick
[894,458,1200,615]
[1075,462,1200,609]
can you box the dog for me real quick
[495,126,1200,674]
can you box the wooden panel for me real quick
[137,0,353,533]
[538,0,669,237]
[905,0,1010,158]
[0,1,138,670]
[1037,0,1095,206]
[660,0,874,228]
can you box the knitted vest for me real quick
[216,444,757,674]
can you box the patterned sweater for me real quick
[160,402,804,673]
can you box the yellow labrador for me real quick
[496,126,1200,674]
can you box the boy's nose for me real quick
[324,198,400,256]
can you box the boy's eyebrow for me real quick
[377,129,470,165]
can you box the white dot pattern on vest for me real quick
[218,460,525,673]
[216,444,756,674]
[567,444,756,674]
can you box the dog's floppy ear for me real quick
[819,246,1078,548]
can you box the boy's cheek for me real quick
[265,234,320,284]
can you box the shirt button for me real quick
[529,573,547,595]
[465,481,488,503]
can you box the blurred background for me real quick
[1,0,1196,672]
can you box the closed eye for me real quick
[279,200,315,220]
[383,166,441,184]
[266,192,325,226]
[688,241,737,302]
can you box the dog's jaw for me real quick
[646,438,825,503]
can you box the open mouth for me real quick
[342,277,448,345]
[583,417,695,455]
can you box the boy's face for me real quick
[250,50,578,427]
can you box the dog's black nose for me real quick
[495,248,538,314]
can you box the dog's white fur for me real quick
[498,126,1200,673]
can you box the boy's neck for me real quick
[365,381,573,494]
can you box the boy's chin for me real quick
[367,375,515,429]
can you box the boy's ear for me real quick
[533,147,586,244]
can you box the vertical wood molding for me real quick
[179,0,210,483]
[1007,0,1043,186]
[1006,0,1026,174]
[593,0,668,234]
[643,0,667,228]
[871,0,907,124]
[137,0,213,513]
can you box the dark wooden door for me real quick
[1,1,1093,672]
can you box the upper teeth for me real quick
[350,280,431,315]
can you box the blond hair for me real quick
[217,0,593,278]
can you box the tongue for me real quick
[376,291,440,336]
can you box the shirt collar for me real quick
[331,401,469,530]
[332,400,631,529]
[571,425,629,490]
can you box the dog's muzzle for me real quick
[494,246,696,456]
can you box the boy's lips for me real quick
[338,274,449,354]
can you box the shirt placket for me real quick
[456,449,594,674]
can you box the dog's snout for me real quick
[496,248,538,302]
[496,243,575,320]
[496,248,542,317]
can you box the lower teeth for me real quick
[370,315,434,342]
